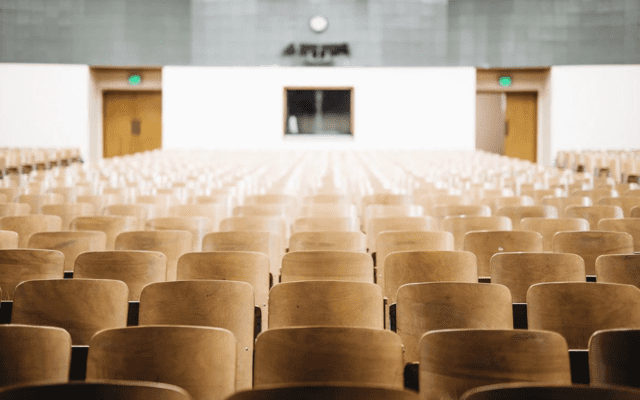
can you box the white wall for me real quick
[0,64,90,160]
[550,65,640,158]
[163,66,476,150]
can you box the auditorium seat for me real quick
[0,230,18,249]
[268,280,383,329]
[443,216,512,251]
[460,382,640,400]
[419,329,571,400]
[572,188,619,204]
[527,282,640,349]
[253,326,404,389]
[397,282,513,363]
[168,204,224,232]
[87,326,236,400]
[491,253,586,303]
[600,196,640,217]
[375,231,454,291]
[0,215,62,248]
[0,381,194,400]
[76,194,120,216]
[598,218,640,251]
[520,217,589,252]
[482,195,534,214]
[364,204,423,234]
[0,249,64,300]
[0,203,30,217]
[41,203,95,230]
[115,230,192,281]
[28,231,106,273]
[177,250,269,326]
[12,279,128,345]
[552,231,634,276]
[17,193,65,214]
[70,216,138,250]
[289,231,366,252]
[203,231,279,281]
[0,188,20,203]
[105,204,156,230]
[280,250,373,283]
[588,328,640,387]
[139,280,255,390]
[298,204,357,219]
[540,196,591,217]
[367,216,435,252]
[292,216,359,233]
[0,324,71,387]
[74,251,167,301]
[495,205,557,229]
[384,250,478,306]
[565,205,623,231]
[226,385,419,400]
[219,216,287,268]
[595,254,640,288]
[146,217,209,252]
[463,230,543,278]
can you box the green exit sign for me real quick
[499,76,512,87]
[128,74,142,86]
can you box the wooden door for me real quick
[476,92,506,155]
[103,91,162,158]
[505,92,537,162]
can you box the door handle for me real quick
[131,119,141,136]
[504,120,509,137]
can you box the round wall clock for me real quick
[309,16,328,33]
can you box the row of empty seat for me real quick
[0,148,639,400]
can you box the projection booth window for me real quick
[284,88,353,136]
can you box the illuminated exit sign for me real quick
[498,76,512,87]
[128,74,142,86]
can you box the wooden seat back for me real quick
[463,230,543,277]
[139,280,254,390]
[520,217,589,252]
[0,215,62,248]
[28,231,106,273]
[420,329,571,400]
[74,250,167,301]
[289,231,366,252]
[41,203,95,231]
[281,250,373,283]
[527,282,640,349]
[0,249,64,300]
[491,252,585,303]
[384,250,478,303]
[70,216,137,250]
[589,328,640,387]
[0,325,71,387]
[254,326,404,389]
[12,278,128,345]
[0,381,194,400]
[146,217,209,252]
[368,216,436,252]
[376,231,454,293]
[495,205,557,229]
[565,205,624,231]
[87,326,236,400]
[598,218,640,251]
[443,216,512,251]
[552,231,634,275]
[398,282,513,362]
[269,281,383,329]
[115,230,192,281]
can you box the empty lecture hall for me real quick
[2,0,640,399]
